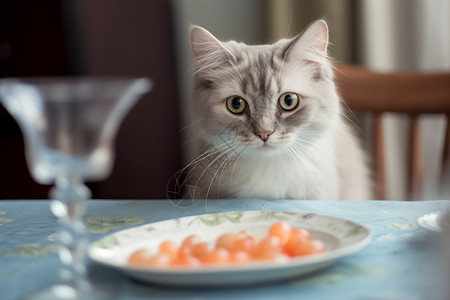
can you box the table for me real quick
[1,199,449,300]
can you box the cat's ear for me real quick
[285,19,329,65]
[190,26,234,72]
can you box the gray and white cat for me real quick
[180,20,372,200]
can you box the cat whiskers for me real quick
[180,127,208,151]
[170,143,228,198]
[293,132,335,160]
[194,142,244,199]
[204,144,246,199]
[178,118,203,135]
[339,103,364,135]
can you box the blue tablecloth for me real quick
[1,199,449,300]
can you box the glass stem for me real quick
[50,176,92,290]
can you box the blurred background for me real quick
[0,0,448,200]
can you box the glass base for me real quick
[22,283,114,300]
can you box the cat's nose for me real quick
[256,131,273,142]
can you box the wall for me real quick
[78,0,182,199]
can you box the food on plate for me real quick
[127,221,324,268]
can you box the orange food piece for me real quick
[171,254,201,267]
[292,240,325,256]
[145,253,171,266]
[255,236,282,259]
[191,242,211,259]
[181,235,200,249]
[128,250,170,267]
[231,236,256,255]
[215,233,243,251]
[229,251,250,263]
[128,249,153,265]
[177,245,193,260]
[283,228,311,256]
[159,240,178,261]
[290,227,310,240]
[201,248,230,264]
[269,221,292,245]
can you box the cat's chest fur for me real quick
[199,137,339,200]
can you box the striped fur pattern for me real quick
[181,20,373,200]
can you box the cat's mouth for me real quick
[245,140,277,152]
[257,141,277,151]
[261,142,274,148]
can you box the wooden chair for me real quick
[334,63,450,200]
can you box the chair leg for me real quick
[408,115,423,201]
[374,113,386,200]
[441,113,450,198]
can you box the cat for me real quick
[178,19,373,200]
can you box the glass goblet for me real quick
[0,77,151,300]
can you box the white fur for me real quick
[183,20,374,200]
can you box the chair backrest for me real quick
[334,63,450,200]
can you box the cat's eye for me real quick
[278,92,300,112]
[226,96,248,114]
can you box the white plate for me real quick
[88,211,371,286]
